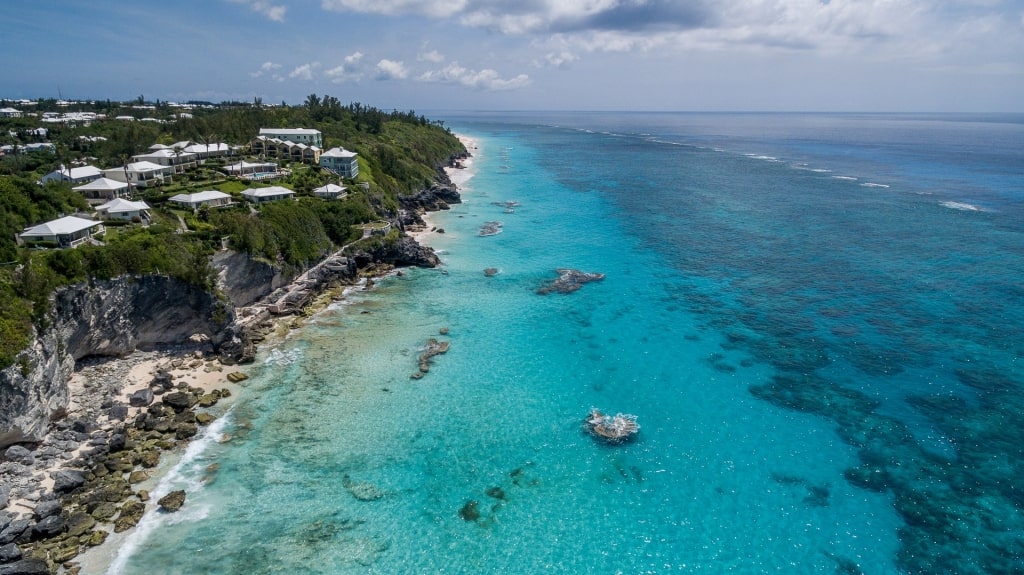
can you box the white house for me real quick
[320,147,359,178]
[183,142,231,158]
[168,190,233,210]
[258,128,322,147]
[131,148,199,171]
[103,161,173,187]
[241,186,295,204]
[96,198,151,222]
[20,216,104,248]
[0,107,23,118]
[225,160,279,180]
[72,177,131,205]
[312,183,347,200]
[41,165,103,185]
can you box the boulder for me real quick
[0,558,49,575]
[129,388,154,408]
[226,372,248,383]
[51,470,86,494]
[161,392,194,411]
[108,404,129,421]
[3,446,33,466]
[64,511,96,538]
[0,487,8,511]
[0,520,30,545]
[158,490,186,512]
[30,514,65,540]
[32,500,61,521]
[0,542,21,563]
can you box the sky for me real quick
[2,0,1023,112]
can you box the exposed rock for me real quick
[0,520,30,545]
[63,512,95,538]
[108,404,129,421]
[158,490,186,512]
[51,470,86,494]
[484,268,499,277]
[537,268,606,295]
[32,500,60,521]
[0,558,49,575]
[114,500,145,532]
[3,446,33,466]
[478,221,503,236]
[129,388,154,407]
[226,372,248,383]
[0,542,21,562]
[30,514,65,540]
[161,392,194,411]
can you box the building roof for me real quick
[47,165,102,180]
[322,147,358,159]
[242,186,295,198]
[133,149,197,161]
[182,143,229,154]
[168,190,232,203]
[313,183,347,195]
[259,128,321,136]
[22,216,100,236]
[73,177,130,191]
[123,161,169,173]
[97,198,151,213]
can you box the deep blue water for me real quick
[97,113,1024,574]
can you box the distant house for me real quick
[19,216,104,248]
[241,186,295,204]
[23,143,55,153]
[41,165,103,185]
[131,148,199,172]
[96,198,151,222]
[72,177,131,205]
[312,183,347,200]
[0,107,23,118]
[258,128,322,148]
[320,147,359,178]
[183,142,232,159]
[168,190,233,210]
[103,161,173,187]
[225,160,280,180]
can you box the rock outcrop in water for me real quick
[536,269,605,295]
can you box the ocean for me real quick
[90,112,1024,574]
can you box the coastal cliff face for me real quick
[212,250,290,308]
[0,276,230,448]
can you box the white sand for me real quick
[407,134,479,244]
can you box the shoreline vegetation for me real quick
[0,92,477,574]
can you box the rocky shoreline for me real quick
[0,152,471,574]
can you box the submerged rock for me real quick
[458,500,480,522]
[537,268,605,295]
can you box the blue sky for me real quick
[3,0,1023,112]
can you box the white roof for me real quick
[22,216,100,236]
[313,183,347,195]
[322,147,357,158]
[124,161,169,172]
[134,149,197,160]
[183,143,229,154]
[242,186,295,198]
[259,128,321,136]
[168,190,231,203]
[73,177,130,191]
[49,165,102,180]
[97,198,150,213]
[149,144,171,150]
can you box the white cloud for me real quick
[418,63,531,90]
[325,52,365,83]
[544,51,578,68]
[250,61,283,78]
[322,0,467,19]
[418,49,446,63]
[376,59,409,80]
[289,62,321,81]
[228,0,287,22]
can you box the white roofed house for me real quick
[19,216,105,248]
[225,160,281,181]
[242,186,295,204]
[72,177,131,205]
[183,142,231,159]
[258,128,322,148]
[320,147,359,178]
[103,161,173,187]
[312,183,347,200]
[131,148,199,172]
[168,190,233,210]
[0,107,23,118]
[40,165,103,185]
[96,198,151,222]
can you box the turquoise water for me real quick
[108,113,1024,574]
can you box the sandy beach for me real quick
[407,133,478,245]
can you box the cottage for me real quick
[103,161,173,187]
[258,128,322,148]
[167,190,233,210]
[241,186,295,204]
[183,142,232,158]
[72,177,131,205]
[312,183,347,199]
[320,147,359,178]
[225,160,280,180]
[41,165,103,185]
[131,148,199,171]
[96,198,151,222]
[20,216,104,248]
[0,107,23,118]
